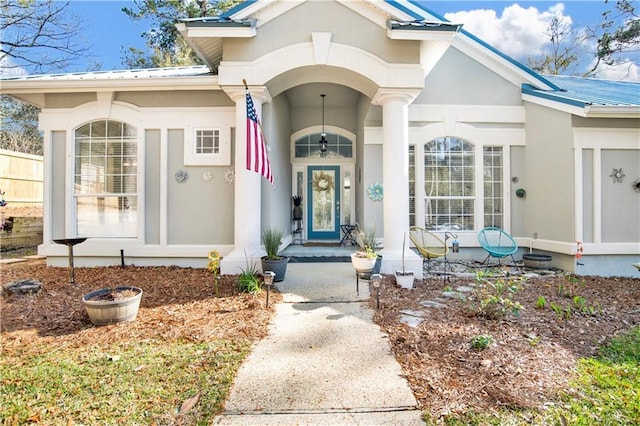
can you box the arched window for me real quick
[415,137,504,231]
[74,120,138,237]
[294,132,353,158]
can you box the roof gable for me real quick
[180,0,556,90]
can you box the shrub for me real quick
[262,228,284,260]
[470,335,494,350]
[468,272,523,319]
[237,258,261,294]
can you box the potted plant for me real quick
[351,225,381,273]
[260,228,289,282]
[395,232,415,289]
[292,195,303,220]
[82,286,143,325]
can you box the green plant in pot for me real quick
[261,228,289,282]
[351,225,382,273]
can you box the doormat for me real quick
[289,256,350,263]
[303,242,339,247]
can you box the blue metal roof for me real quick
[524,75,640,107]
[544,75,640,106]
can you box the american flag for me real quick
[246,89,274,186]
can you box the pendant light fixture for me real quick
[318,94,327,154]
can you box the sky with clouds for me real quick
[3,1,638,81]
[425,1,638,80]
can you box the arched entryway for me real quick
[291,124,356,243]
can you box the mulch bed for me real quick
[3,258,639,422]
[1,259,281,357]
[370,271,640,420]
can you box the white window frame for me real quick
[73,119,139,238]
[184,125,231,166]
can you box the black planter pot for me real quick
[261,256,289,282]
[372,255,383,274]
[292,206,303,220]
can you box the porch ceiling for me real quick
[285,83,361,108]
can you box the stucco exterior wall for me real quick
[523,102,575,242]
[223,1,420,64]
[116,91,233,108]
[582,149,594,243]
[261,93,292,237]
[416,47,522,106]
[166,129,235,245]
[601,149,640,243]
[45,93,96,108]
[144,129,161,245]
[289,87,359,136]
[50,131,66,239]
[510,146,527,238]
[355,95,375,226]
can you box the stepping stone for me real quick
[457,273,477,279]
[455,285,475,293]
[420,300,447,309]
[2,279,42,296]
[399,314,424,328]
[399,309,426,318]
[442,290,466,300]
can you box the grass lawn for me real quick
[436,327,640,425]
[1,262,277,425]
[1,340,249,424]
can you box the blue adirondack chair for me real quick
[477,227,519,267]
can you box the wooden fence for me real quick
[0,149,44,251]
[0,148,44,208]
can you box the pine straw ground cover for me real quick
[2,258,639,425]
[371,269,640,424]
[1,259,281,425]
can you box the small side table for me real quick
[339,224,356,246]
[292,219,303,245]
[53,238,87,284]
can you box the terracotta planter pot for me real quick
[82,286,143,325]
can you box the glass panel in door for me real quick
[307,166,340,240]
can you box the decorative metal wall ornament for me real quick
[610,168,625,183]
[201,171,213,183]
[224,169,235,184]
[633,178,640,193]
[312,171,334,193]
[367,182,383,201]
[175,169,189,183]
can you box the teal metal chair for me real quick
[477,227,519,267]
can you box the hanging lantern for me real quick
[318,94,327,154]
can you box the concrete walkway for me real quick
[213,262,424,425]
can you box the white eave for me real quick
[1,75,220,94]
[387,21,462,41]
[175,22,256,38]
[522,94,640,119]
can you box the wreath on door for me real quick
[312,171,335,193]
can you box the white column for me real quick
[220,86,272,274]
[373,88,422,277]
